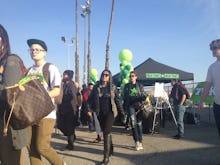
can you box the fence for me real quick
[143,81,215,124]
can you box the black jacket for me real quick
[88,81,124,118]
[0,54,30,150]
[57,81,78,136]
[123,82,146,110]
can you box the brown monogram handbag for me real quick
[3,78,55,135]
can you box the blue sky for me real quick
[1,0,220,84]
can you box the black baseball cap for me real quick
[27,39,47,51]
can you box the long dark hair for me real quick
[99,69,113,86]
[0,24,11,60]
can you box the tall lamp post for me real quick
[81,0,91,84]
[81,4,87,85]
[61,36,75,69]
[75,0,80,83]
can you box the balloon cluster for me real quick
[118,49,134,94]
[89,68,98,85]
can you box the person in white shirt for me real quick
[199,39,220,137]
[26,39,66,165]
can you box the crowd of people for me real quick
[1,23,220,165]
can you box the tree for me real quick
[105,0,115,70]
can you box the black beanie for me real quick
[63,70,74,79]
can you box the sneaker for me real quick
[125,125,130,130]
[63,161,67,165]
[139,142,143,150]
[173,134,182,140]
[135,141,140,151]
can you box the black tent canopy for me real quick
[113,58,194,86]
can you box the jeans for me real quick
[93,112,102,135]
[174,105,186,136]
[125,109,131,127]
[129,107,143,142]
[213,103,220,136]
[28,118,63,165]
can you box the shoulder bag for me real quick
[3,77,55,135]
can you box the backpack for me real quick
[42,63,63,105]
[178,82,190,99]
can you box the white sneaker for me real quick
[135,141,140,151]
[139,142,143,150]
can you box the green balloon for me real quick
[122,78,129,84]
[125,64,132,71]
[90,68,98,76]
[120,65,125,71]
[90,76,96,83]
[121,60,129,66]
[118,49,133,62]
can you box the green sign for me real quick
[190,82,214,104]
[146,73,179,79]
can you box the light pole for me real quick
[81,5,87,85]
[81,0,91,84]
[75,0,79,83]
[61,36,75,69]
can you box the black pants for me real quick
[213,103,220,136]
[99,111,114,135]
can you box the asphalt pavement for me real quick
[22,108,220,165]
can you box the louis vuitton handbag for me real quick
[3,77,55,135]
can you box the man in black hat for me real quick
[57,70,79,150]
[26,39,66,165]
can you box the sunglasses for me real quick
[102,73,109,77]
[130,75,136,78]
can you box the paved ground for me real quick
[22,108,220,165]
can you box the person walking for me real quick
[26,38,66,165]
[123,71,146,151]
[0,24,30,165]
[199,39,220,137]
[170,79,187,139]
[84,83,103,142]
[57,70,78,150]
[82,83,95,131]
[88,69,124,165]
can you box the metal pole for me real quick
[87,0,91,84]
[83,15,87,85]
[75,0,79,83]
[67,44,70,69]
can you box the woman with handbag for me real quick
[88,69,124,165]
[0,24,30,165]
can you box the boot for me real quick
[66,133,75,150]
[93,134,102,143]
[100,134,111,165]
[109,134,113,157]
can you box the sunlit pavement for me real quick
[22,118,220,165]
